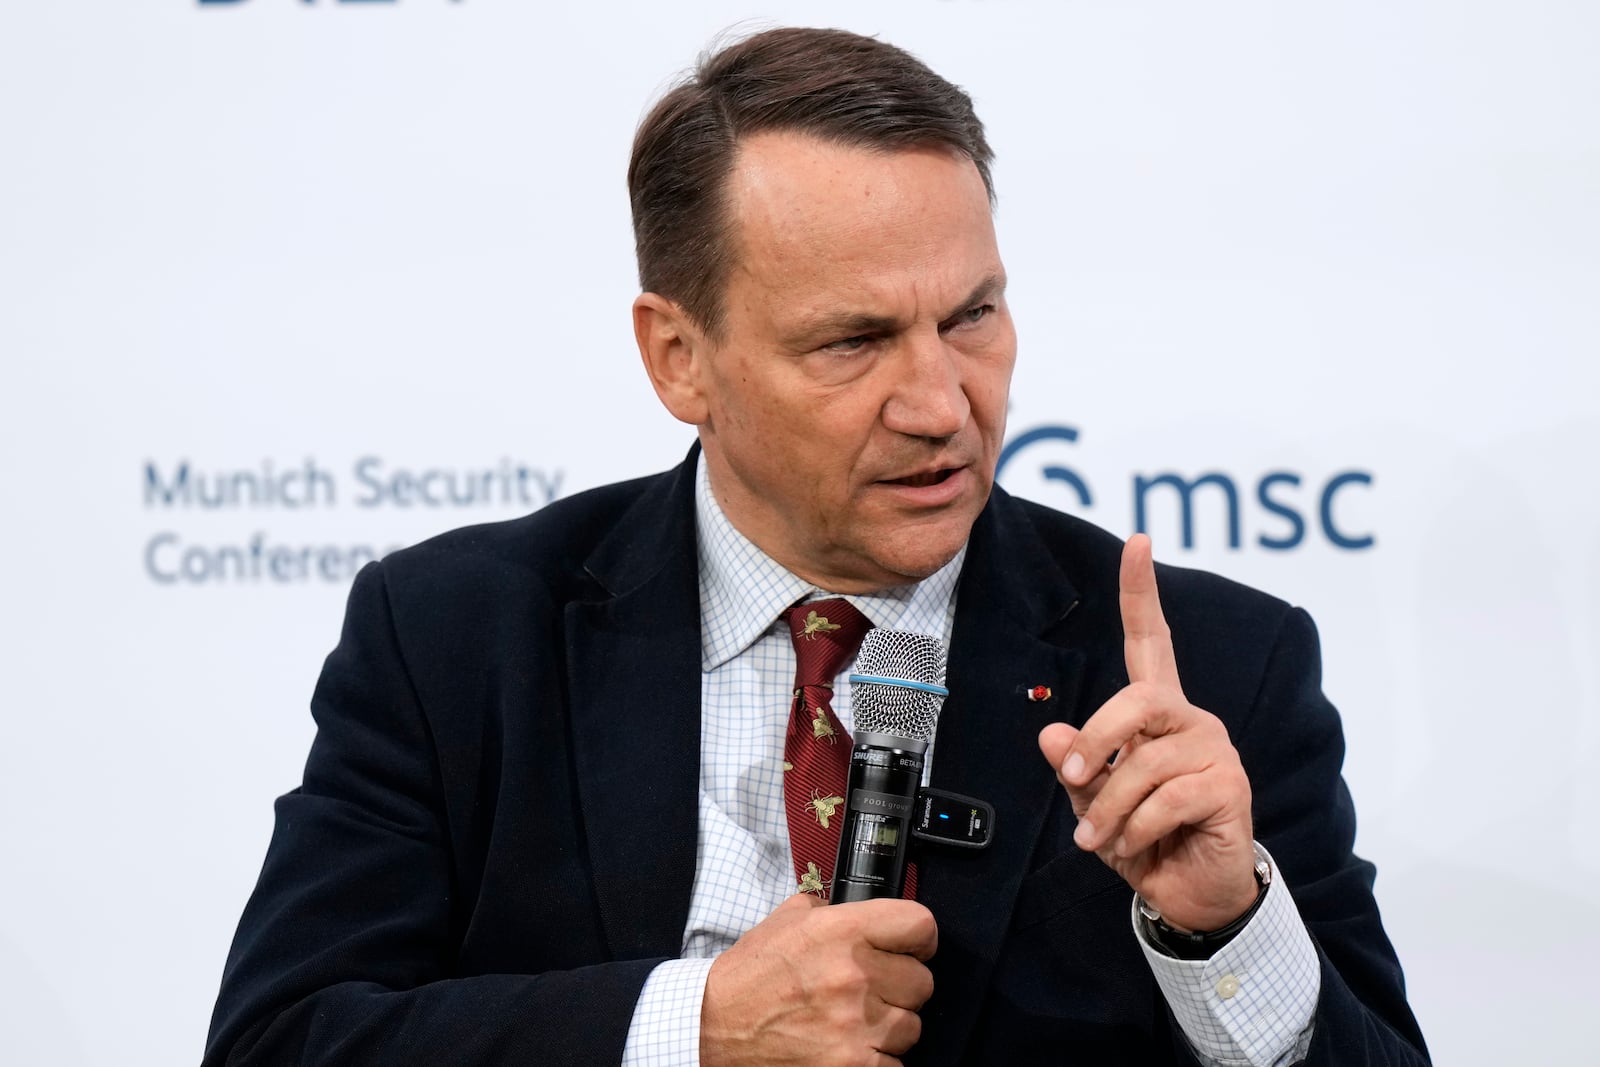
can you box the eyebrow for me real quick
[787,272,1007,346]
[943,273,1007,322]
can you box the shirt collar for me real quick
[695,454,966,671]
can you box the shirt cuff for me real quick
[1132,844,1320,1067]
[620,957,716,1067]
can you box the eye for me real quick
[939,303,996,335]
[950,303,994,329]
[822,335,872,353]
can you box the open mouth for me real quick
[885,467,959,489]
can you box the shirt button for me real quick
[1215,974,1242,999]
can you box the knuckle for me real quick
[1162,773,1200,808]
[901,1010,924,1048]
[1228,765,1253,806]
[875,1009,920,1058]
[1125,679,1160,706]
[1119,809,1150,843]
[1069,722,1103,757]
[827,962,870,1000]
[815,905,861,940]
[1113,740,1155,778]
[1083,789,1122,828]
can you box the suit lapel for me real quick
[565,452,703,961]
[916,489,1110,1062]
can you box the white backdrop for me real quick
[2,2,1596,1063]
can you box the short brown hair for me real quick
[628,27,995,336]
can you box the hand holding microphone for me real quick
[700,893,936,1067]
[701,628,950,1066]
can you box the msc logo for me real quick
[996,424,1375,551]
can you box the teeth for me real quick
[899,470,943,488]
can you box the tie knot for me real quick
[785,598,872,688]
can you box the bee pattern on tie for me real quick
[810,705,836,743]
[800,610,841,640]
[798,861,827,896]
[810,790,844,829]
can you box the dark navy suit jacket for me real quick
[204,450,1429,1065]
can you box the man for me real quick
[205,27,1428,1066]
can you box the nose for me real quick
[881,329,970,442]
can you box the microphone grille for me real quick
[851,629,948,745]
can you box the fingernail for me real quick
[1113,835,1128,857]
[1073,818,1096,848]
[1062,753,1085,782]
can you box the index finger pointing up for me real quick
[1120,534,1183,691]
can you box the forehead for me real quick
[721,132,999,323]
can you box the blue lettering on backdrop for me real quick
[141,456,566,586]
[1320,471,1375,549]
[1256,472,1306,550]
[995,424,1375,551]
[995,426,1093,507]
[1134,473,1242,550]
[144,460,336,509]
[144,531,400,584]
[352,457,563,508]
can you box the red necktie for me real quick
[783,599,870,898]
[782,599,916,901]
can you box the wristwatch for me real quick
[1137,845,1273,961]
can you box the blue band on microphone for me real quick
[848,673,950,697]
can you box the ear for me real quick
[633,292,711,426]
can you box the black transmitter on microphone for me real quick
[911,787,994,850]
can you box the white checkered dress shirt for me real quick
[621,457,1320,1066]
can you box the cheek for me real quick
[967,353,1016,427]
[989,337,1019,394]
[706,362,783,436]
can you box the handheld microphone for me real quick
[830,629,949,904]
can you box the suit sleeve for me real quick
[203,562,662,1066]
[1227,606,1430,1065]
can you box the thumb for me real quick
[1038,721,1078,772]
[1038,722,1103,819]
[781,891,826,912]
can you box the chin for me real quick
[844,493,988,587]
[872,530,968,584]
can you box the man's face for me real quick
[680,132,1015,592]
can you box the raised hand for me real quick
[1037,534,1258,933]
[700,892,937,1067]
